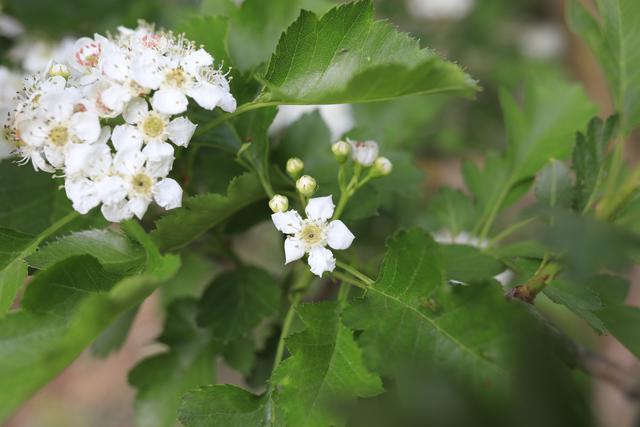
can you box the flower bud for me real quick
[269,194,289,213]
[372,156,393,177]
[331,140,351,163]
[296,175,317,197]
[48,63,70,79]
[349,139,379,167]
[286,157,304,179]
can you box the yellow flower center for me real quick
[300,223,324,246]
[142,114,166,139]
[49,126,69,146]
[132,173,153,194]
[165,68,187,88]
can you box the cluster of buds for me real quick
[332,138,392,176]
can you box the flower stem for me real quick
[272,292,301,370]
[336,260,374,286]
[331,270,368,290]
[486,215,539,248]
[333,164,362,220]
[27,211,79,253]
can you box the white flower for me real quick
[407,0,475,21]
[10,37,74,73]
[100,147,182,221]
[269,104,354,141]
[271,195,355,277]
[0,14,24,38]
[348,139,379,167]
[518,24,566,60]
[123,97,197,147]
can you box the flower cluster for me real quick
[4,22,236,222]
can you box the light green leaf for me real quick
[273,302,383,427]
[426,188,477,235]
[26,229,146,274]
[0,226,180,421]
[344,229,508,386]
[0,228,32,316]
[196,267,280,342]
[261,0,478,105]
[534,159,573,209]
[130,300,216,427]
[179,384,265,427]
[151,173,265,251]
[568,0,640,132]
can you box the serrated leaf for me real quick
[543,279,606,333]
[440,244,505,284]
[273,302,383,427]
[0,226,180,421]
[179,384,265,427]
[151,173,265,251]
[568,0,640,132]
[26,229,146,274]
[261,0,477,105]
[130,299,216,427]
[572,116,618,212]
[344,229,508,386]
[534,159,573,209]
[196,267,280,342]
[426,188,477,235]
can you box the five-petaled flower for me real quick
[271,195,355,277]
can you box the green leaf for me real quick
[26,229,146,274]
[440,244,505,284]
[572,116,618,212]
[235,107,278,192]
[543,279,606,333]
[178,16,232,71]
[130,300,216,427]
[598,305,640,358]
[179,384,265,427]
[0,228,180,421]
[273,302,383,427]
[91,304,140,357]
[261,0,478,105]
[344,229,508,386]
[223,336,256,375]
[534,159,573,209]
[0,228,32,316]
[568,0,640,132]
[426,188,477,235]
[196,267,280,342]
[161,252,219,306]
[151,173,265,251]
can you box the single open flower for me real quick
[271,195,355,277]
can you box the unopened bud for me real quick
[331,140,351,163]
[48,63,70,79]
[286,157,304,179]
[296,175,317,197]
[372,157,393,176]
[349,139,379,167]
[269,194,289,213]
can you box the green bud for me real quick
[372,156,392,177]
[331,140,351,163]
[48,63,70,79]
[286,157,304,179]
[269,194,289,213]
[296,175,317,197]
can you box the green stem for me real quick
[331,270,368,290]
[333,164,363,220]
[272,292,301,370]
[476,182,512,241]
[193,101,278,138]
[28,211,80,252]
[336,260,374,286]
[487,216,539,248]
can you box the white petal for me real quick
[100,45,129,81]
[218,91,237,113]
[98,176,128,205]
[142,140,174,162]
[101,200,133,223]
[64,143,93,176]
[131,50,162,90]
[186,83,223,110]
[284,237,305,264]
[326,220,355,250]
[18,120,47,147]
[128,196,150,219]
[40,93,74,123]
[113,147,145,176]
[271,210,302,234]
[167,117,197,147]
[111,124,143,152]
[123,97,149,124]
[43,145,65,169]
[69,111,100,142]
[101,83,130,114]
[307,246,336,277]
[153,178,182,210]
[151,89,188,115]
[305,195,335,221]
[64,177,101,214]
[181,48,213,75]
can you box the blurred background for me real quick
[1,0,638,426]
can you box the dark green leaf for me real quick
[273,302,383,427]
[91,304,140,357]
[534,160,573,209]
[426,189,477,235]
[543,279,605,333]
[0,228,32,316]
[440,244,505,284]
[179,384,265,427]
[261,0,478,104]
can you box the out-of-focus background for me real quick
[1,0,638,426]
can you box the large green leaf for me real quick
[0,228,32,316]
[0,225,180,421]
[196,267,281,342]
[534,159,573,209]
[568,0,640,132]
[440,244,505,284]
[260,0,478,104]
[344,229,508,386]
[179,384,265,427]
[272,302,383,427]
[151,173,265,251]
[130,300,217,427]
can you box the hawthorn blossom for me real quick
[348,139,379,167]
[123,97,197,147]
[272,195,355,277]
